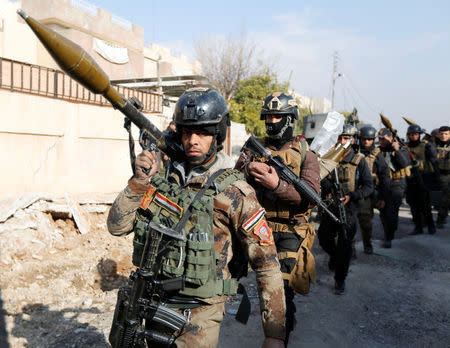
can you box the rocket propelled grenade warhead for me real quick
[16,9,124,108]
[18,9,183,159]
[380,113,395,133]
[402,116,416,126]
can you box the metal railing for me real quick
[0,57,162,113]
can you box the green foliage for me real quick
[229,70,289,136]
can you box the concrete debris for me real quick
[0,193,55,223]
[83,204,108,213]
[27,200,72,217]
[65,193,91,235]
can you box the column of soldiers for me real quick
[107,87,449,347]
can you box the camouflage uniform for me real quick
[436,138,450,227]
[406,139,440,234]
[235,136,320,345]
[378,146,411,242]
[356,146,390,252]
[319,148,373,286]
[108,151,286,347]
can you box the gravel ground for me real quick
[0,204,449,348]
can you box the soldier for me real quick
[107,88,286,348]
[235,92,320,346]
[405,124,440,235]
[356,126,390,254]
[377,128,411,247]
[436,125,450,228]
[318,124,373,295]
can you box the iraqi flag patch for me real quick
[243,208,265,232]
[253,219,274,245]
[153,192,183,218]
[140,184,156,210]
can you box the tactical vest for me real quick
[436,143,450,171]
[337,153,364,194]
[380,150,411,179]
[256,137,308,221]
[407,140,434,173]
[363,147,380,186]
[132,170,244,299]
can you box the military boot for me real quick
[428,223,436,235]
[409,227,423,235]
[364,242,373,254]
[334,280,345,295]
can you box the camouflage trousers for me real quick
[357,196,375,248]
[173,302,225,348]
[437,173,449,224]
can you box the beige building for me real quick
[0,0,202,195]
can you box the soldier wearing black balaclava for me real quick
[236,92,320,346]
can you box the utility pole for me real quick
[331,51,342,110]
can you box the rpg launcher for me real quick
[243,136,341,224]
[401,116,431,139]
[17,9,184,161]
[380,113,425,184]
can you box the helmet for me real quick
[407,124,422,134]
[341,124,358,136]
[378,128,392,138]
[174,88,229,147]
[260,92,298,120]
[359,125,377,139]
[431,128,439,137]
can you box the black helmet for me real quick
[174,88,229,146]
[359,125,377,139]
[407,124,422,134]
[260,92,298,120]
[341,124,358,136]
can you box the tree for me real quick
[194,32,256,100]
[229,70,289,136]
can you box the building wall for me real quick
[0,89,166,194]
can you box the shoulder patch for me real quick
[253,219,274,246]
[243,208,265,231]
[230,180,255,197]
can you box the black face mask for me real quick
[266,116,288,136]
[265,115,293,148]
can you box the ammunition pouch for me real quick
[278,223,316,295]
[390,166,411,179]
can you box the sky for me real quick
[91,0,450,136]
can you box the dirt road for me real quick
[0,202,448,347]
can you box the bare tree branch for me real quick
[194,32,256,100]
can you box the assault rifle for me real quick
[109,222,188,347]
[331,168,349,240]
[17,10,184,162]
[243,136,341,224]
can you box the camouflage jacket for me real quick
[107,151,286,340]
[235,136,321,225]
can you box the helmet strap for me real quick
[185,134,218,167]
